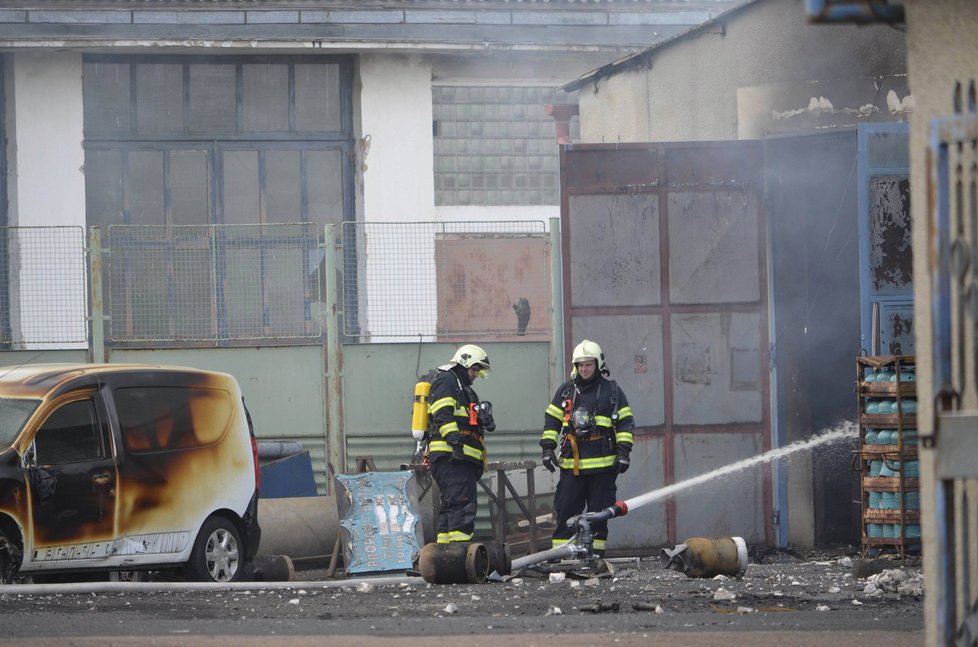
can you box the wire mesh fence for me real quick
[107,224,323,344]
[0,226,88,347]
[1,221,551,349]
[341,221,551,342]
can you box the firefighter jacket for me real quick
[426,364,487,469]
[540,375,634,475]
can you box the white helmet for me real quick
[448,344,490,379]
[571,339,608,377]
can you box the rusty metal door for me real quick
[560,142,771,550]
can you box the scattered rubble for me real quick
[0,549,924,635]
[713,587,737,601]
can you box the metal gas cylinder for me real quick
[418,542,490,584]
[659,536,749,578]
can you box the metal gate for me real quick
[560,142,771,549]
[929,93,978,646]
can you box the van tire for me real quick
[0,529,12,584]
[185,517,243,582]
[0,527,22,585]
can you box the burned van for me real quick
[0,364,261,583]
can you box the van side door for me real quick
[26,392,117,559]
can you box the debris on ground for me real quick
[713,587,736,601]
[579,601,620,613]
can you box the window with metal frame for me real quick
[82,56,354,345]
[432,85,578,207]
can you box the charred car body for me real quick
[0,364,261,583]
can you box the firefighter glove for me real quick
[476,401,495,432]
[451,443,466,463]
[616,449,631,474]
[542,448,558,473]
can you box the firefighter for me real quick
[426,344,495,544]
[540,339,634,556]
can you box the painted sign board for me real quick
[334,471,424,574]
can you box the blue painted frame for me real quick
[804,0,904,23]
[857,122,911,355]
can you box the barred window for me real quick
[432,85,578,207]
[81,56,353,346]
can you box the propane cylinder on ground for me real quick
[478,540,512,577]
[418,542,490,584]
[659,536,748,578]
[412,381,432,442]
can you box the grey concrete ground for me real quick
[0,551,923,645]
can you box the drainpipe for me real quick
[544,104,579,145]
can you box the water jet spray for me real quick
[419,424,858,583]
[488,423,859,580]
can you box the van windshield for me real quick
[0,398,41,448]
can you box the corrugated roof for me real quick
[0,0,743,52]
[563,0,759,92]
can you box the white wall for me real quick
[10,52,85,227]
[356,57,560,341]
[359,54,435,224]
[579,0,907,143]
[356,55,439,341]
[6,52,87,348]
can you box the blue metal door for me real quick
[858,123,912,355]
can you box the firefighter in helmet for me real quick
[540,339,634,555]
[426,344,495,543]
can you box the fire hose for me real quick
[489,500,629,580]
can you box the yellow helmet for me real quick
[571,339,608,377]
[450,344,490,379]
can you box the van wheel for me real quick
[185,517,242,582]
[0,530,21,584]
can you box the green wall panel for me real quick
[342,341,551,440]
[0,350,89,367]
[111,346,327,449]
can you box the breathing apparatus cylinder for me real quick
[412,381,432,442]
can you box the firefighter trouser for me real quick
[551,469,618,555]
[430,456,482,542]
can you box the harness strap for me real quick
[568,434,581,476]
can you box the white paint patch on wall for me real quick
[357,55,437,341]
[885,90,913,114]
[12,52,85,228]
[359,54,435,224]
[8,53,87,349]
